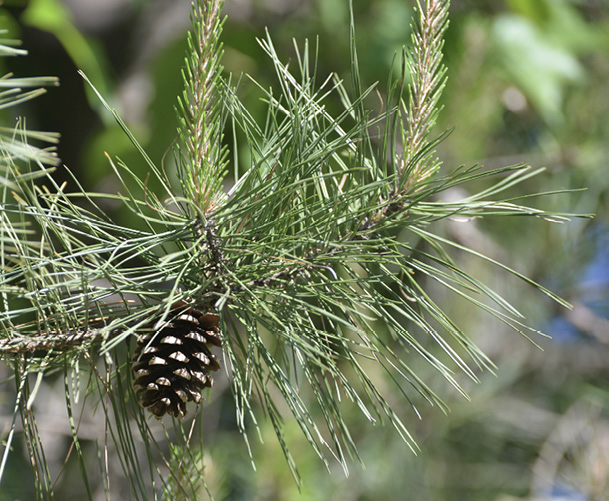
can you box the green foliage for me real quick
[0,0,601,499]
[0,30,59,168]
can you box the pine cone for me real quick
[132,303,222,418]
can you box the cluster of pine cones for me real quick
[132,302,222,418]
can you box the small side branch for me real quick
[0,328,109,354]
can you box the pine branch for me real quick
[0,0,591,495]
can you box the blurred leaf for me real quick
[506,0,551,22]
[21,0,112,117]
[491,13,585,127]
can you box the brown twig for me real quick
[0,328,112,354]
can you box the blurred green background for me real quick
[1,0,609,499]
